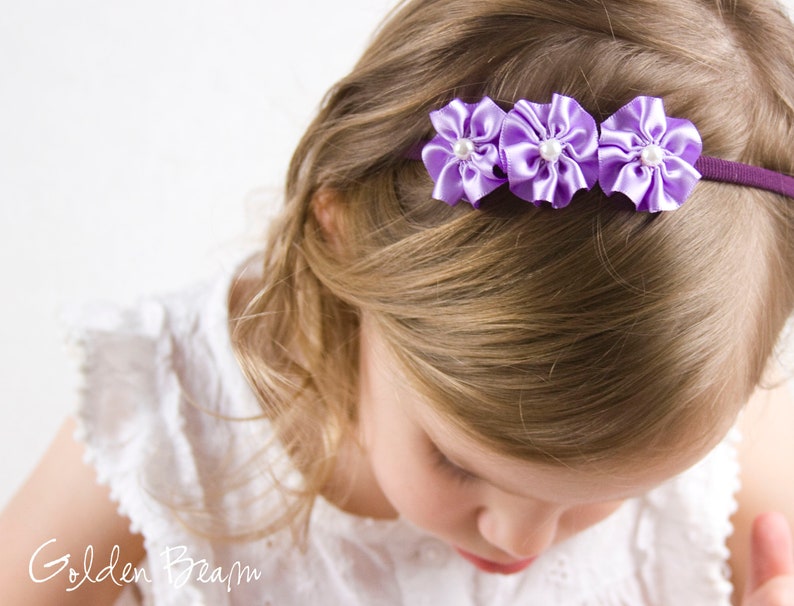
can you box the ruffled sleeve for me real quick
[65,297,188,529]
[60,263,265,605]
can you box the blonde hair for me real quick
[230,0,794,540]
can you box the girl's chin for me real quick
[454,547,537,575]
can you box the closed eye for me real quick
[430,441,478,484]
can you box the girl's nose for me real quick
[476,501,558,559]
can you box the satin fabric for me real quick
[598,96,702,212]
[500,94,599,209]
[421,97,507,206]
[421,94,703,213]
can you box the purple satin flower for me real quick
[421,97,507,207]
[598,96,702,212]
[500,94,599,209]
[420,94,710,213]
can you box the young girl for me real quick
[3,0,794,604]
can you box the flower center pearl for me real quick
[453,138,475,161]
[538,138,563,162]
[640,144,665,167]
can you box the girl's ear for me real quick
[311,188,343,247]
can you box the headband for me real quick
[420,94,794,212]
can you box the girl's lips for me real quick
[454,547,536,575]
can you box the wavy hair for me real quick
[229,0,794,541]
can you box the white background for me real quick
[0,0,397,508]
[1,0,793,510]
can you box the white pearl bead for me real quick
[453,138,475,161]
[538,138,563,162]
[640,144,665,167]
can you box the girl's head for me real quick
[231,0,794,535]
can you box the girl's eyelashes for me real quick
[430,442,478,484]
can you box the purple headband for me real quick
[420,94,794,212]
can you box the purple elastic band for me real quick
[695,156,794,199]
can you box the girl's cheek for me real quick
[390,464,470,524]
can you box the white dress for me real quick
[62,259,742,605]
